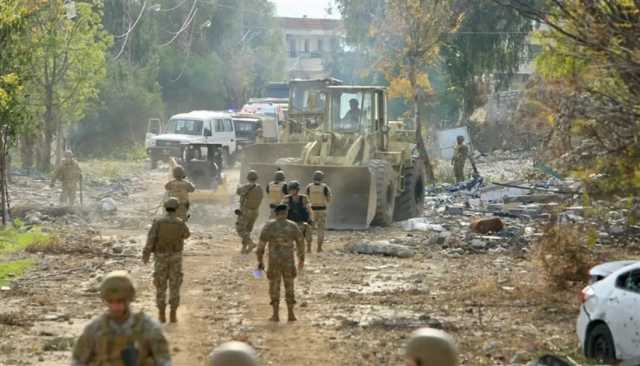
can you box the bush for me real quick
[535,223,597,290]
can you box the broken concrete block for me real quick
[503,194,564,204]
[344,240,415,258]
[470,217,504,234]
[444,206,464,215]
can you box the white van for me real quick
[146,111,237,168]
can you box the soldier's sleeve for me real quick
[256,184,264,202]
[187,181,196,193]
[236,184,246,196]
[265,184,270,194]
[143,220,159,257]
[182,222,191,240]
[71,322,96,365]
[144,318,172,366]
[325,185,332,202]
[256,224,270,261]
[282,184,288,195]
[292,223,305,262]
[164,181,171,191]
[305,184,311,196]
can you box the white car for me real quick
[577,260,640,365]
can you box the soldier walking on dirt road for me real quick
[71,271,172,366]
[50,150,82,207]
[165,165,196,221]
[208,341,258,366]
[281,180,313,252]
[451,135,474,183]
[305,170,331,252]
[256,203,305,322]
[405,328,458,366]
[236,170,263,254]
[143,198,191,323]
[266,169,288,217]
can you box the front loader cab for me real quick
[287,78,343,137]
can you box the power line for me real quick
[159,0,199,48]
[113,0,147,60]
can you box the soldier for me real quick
[451,135,474,183]
[281,180,313,252]
[208,341,258,366]
[236,170,263,254]
[305,170,331,253]
[50,150,82,206]
[405,328,458,366]
[257,204,305,322]
[165,165,196,221]
[266,169,288,217]
[143,198,191,323]
[71,271,172,366]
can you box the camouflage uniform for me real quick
[305,180,331,252]
[452,143,470,183]
[72,311,172,366]
[266,178,288,218]
[165,173,196,222]
[236,180,263,253]
[257,217,304,308]
[51,154,82,206]
[282,194,313,251]
[143,206,190,322]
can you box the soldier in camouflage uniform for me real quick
[208,341,258,366]
[236,170,263,254]
[451,135,473,183]
[266,169,288,218]
[165,165,196,221]
[257,204,305,322]
[405,327,458,366]
[71,271,172,366]
[282,180,313,252]
[305,170,331,252]
[143,198,191,323]
[51,150,82,206]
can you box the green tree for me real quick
[23,0,111,171]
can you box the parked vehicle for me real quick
[146,111,237,169]
[577,260,640,365]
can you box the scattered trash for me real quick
[345,240,415,258]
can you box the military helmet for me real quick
[274,170,285,182]
[100,271,136,302]
[312,170,324,182]
[287,180,300,191]
[208,341,258,366]
[63,150,73,159]
[164,197,179,210]
[406,328,458,366]
[247,170,258,182]
[173,165,186,179]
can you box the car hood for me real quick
[590,260,638,278]
[151,134,204,143]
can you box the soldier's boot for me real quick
[306,241,312,253]
[317,241,323,253]
[287,303,297,322]
[170,307,178,323]
[270,301,280,322]
[158,306,166,323]
[245,241,257,254]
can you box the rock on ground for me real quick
[344,240,415,258]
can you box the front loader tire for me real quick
[393,160,425,221]
[369,159,396,226]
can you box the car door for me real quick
[606,269,640,361]
[224,118,236,153]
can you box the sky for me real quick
[270,0,340,19]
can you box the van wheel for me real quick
[586,323,616,363]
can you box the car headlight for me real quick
[148,139,156,147]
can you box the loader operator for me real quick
[266,170,288,217]
[51,150,82,207]
[341,98,361,130]
[236,170,263,254]
[281,180,313,252]
[165,165,196,221]
[305,170,331,252]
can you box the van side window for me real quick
[215,119,224,132]
[224,119,234,132]
[203,121,212,136]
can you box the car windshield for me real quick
[233,120,258,138]
[330,91,371,133]
[167,119,203,136]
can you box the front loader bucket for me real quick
[251,163,376,230]
[239,143,306,181]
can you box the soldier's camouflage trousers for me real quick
[311,210,327,246]
[295,222,313,251]
[236,208,259,249]
[153,253,183,309]
[453,161,466,183]
[59,186,77,206]
[267,259,296,305]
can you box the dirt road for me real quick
[0,164,591,365]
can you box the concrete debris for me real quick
[470,217,504,234]
[97,197,117,214]
[345,240,415,258]
[397,218,445,232]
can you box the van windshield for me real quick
[167,119,203,136]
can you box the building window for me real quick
[288,38,296,57]
[304,39,310,53]
[318,39,324,53]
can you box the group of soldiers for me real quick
[72,271,460,366]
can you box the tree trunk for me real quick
[38,85,55,172]
[408,58,436,184]
[20,134,35,171]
